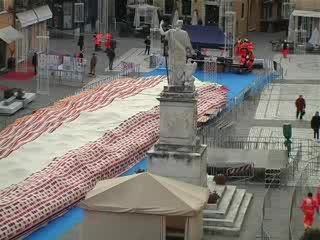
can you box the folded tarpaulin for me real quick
[183,25,230,49]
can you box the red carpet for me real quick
[0,71,35,81]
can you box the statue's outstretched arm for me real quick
[159,20,168,36]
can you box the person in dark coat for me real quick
[32,52,38,75]
[144,36,151,55]
[90,53,97,75]
[78,35,84,51]
[311,111,320,140]
[295,95,306,120]
[107,48,115,71]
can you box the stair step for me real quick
[204,185,237,218]
[203,189,246,227]
[203,193,253,236]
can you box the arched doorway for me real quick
[248,0,259,31]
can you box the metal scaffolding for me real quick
[219,0,235,57]
[282,0,295,20]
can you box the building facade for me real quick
[47,0,104,32]
[0,0,23,69]
[14,0,52,63]
[152,0,249,37]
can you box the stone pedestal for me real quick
[147,85,207,186]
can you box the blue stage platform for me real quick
[144,68,257,100]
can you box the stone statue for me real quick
[160,20,193,87]
[184,59,197,89]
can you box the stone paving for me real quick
[275,54,320,81]
[255,83,320,121]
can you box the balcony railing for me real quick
[15,0,47,11]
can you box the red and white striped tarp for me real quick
[226,163,255,176]
[0,82,227,240]
[0,76,165,159]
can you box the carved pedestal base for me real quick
[147,86,207,187]
[147,144,208,187]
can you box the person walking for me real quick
[295,95,306,120]
[282,39,289,58]
[78,34,84,51]
[107,48,115,71]
[301,192,319,230]
[32,52,38,75]
[89,53,97,75]
[144,36,151,55]
[311,111,320,141]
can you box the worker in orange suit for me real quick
[300,192,319,229]
[105,33,112,51]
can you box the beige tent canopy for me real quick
[80,172,209,216]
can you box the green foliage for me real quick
[300,228,320,240]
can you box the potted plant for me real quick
[208,191,220,204]
[214,174,226,185]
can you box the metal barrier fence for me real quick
[257,175,279,240]
[75,62,141,94]
[207,162,255,183]
[201,135,315,152]
[288,158,320,240]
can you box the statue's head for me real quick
[176,20,183,29]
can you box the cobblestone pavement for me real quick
[255,83,320,121]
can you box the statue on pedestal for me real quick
[160,20,195,88]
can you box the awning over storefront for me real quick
[0,26,23,44]
[16,10,38,28]
[33,5,53,23]
[292,10,320,18]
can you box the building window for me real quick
[74,3,84,23]
[241,3,245,19]
[182,0,191,16]
[0,0,4,12]
[165,0,174,15]
[63,1,73,29]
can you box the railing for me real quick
[201,135,315,151]
[257,175,279,240]
[75,62,141,94]
[207,162,255,183]
[288,158,319,240]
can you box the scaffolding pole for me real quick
[220,0,235,57]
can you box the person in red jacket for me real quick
[105,33,112,51]
[295,95,306,120]
[282,39,289,58]
[301,192,319,229]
